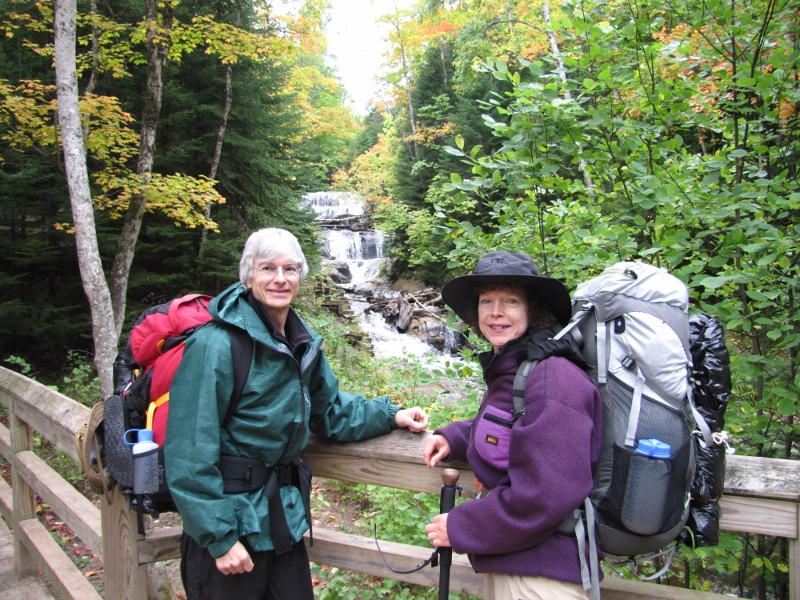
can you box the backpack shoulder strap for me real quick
[220,325,254,427]
[511,359,538,422]
[511,322,590,422]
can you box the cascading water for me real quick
[306,190,365,219]
[306,191,456,359]
[322,229,385,285]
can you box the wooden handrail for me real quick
[0,368,103,600]
[1,366,799,600]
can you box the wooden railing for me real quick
[1,365,799,599]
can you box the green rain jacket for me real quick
[165,282,400,558]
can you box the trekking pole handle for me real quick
[438,468,461,600]
[442,468,460,490]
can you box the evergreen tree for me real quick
[345,107,384,166]
[0,0,340,371]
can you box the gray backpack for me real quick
[513,262,715,599]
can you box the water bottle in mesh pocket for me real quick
[132,445,161,496]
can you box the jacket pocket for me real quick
[474,405,514,470]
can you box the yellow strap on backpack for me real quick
[146,393,170,431]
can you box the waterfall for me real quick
[307,190,459,361]
[322,229,384,261]
[306,191,365,220]
[306,191,386,286]
[322,229,385,284]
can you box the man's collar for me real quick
[245,291,312,348]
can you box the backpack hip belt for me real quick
[220,455,300,492]
[220,454,314,555]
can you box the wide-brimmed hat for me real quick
[441,251,572,326]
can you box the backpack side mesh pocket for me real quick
[103,394,134,488]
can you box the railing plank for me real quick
[305,527,482,593]
[2,368,800,600]
[0,367,90,463]
[725,454,800,501]
[306,450,800,538]
[0,419,10,462]
[719,495,798,538]
[14,450,103,560]
[0,475,12,527]
[601,577,733,599]
[138,525,734,599]
[17,518,102,600]
[305,429,463,465]
[306,451,479,497]
[306,433,800,502]
[305,431,473,497]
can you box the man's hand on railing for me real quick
[394,407,429,432]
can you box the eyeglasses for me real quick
[254,264,301,279]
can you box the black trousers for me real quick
[180,532,314,600]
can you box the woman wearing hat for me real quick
[423,251,603,599]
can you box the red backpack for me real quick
[126,294,214,445]
[103,293,252,532]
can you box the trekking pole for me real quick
[438,468,461,600]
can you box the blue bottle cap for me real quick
[635,438,671,458]
[138,429,154,443]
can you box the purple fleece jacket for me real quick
[436,343,603,583]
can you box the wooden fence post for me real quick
[9,397,37,578]
[101,484,148,599]
[791,503,800,600]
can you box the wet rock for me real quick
[406,316,441,338]
[395,297,414,332]
[392,278,428,294]
[328,261,353,284]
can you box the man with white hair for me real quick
[166,227,429,600]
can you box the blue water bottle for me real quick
[621,439,671,535]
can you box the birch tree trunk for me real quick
[438,38,449,88]
[108,0,174,336]
[388,12,419,161]
[198,0,240,260]
[53,0,116,398]
[541,0,594,193]
[400,42,419,161]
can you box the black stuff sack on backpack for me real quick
[687,314,732,547]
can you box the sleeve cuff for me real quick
[387,403,403,430]
[207,532,239,558]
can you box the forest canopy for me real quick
[1,0,799,595]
